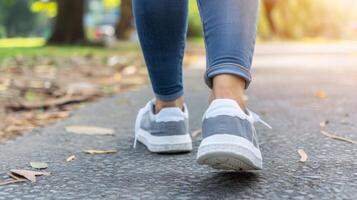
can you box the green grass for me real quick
[0,40,141,60]
[0,37,46,48]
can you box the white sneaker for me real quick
[133,99,192,153]
[197,99,271,170]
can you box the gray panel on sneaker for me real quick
[140,111,188,136]
[202,115,259,148]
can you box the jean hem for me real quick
[204,64,252,89]
[155,90,184,101]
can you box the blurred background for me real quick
[1,0,357,141]
[1,0,357,45]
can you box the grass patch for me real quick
[0,41,140,60]
[0,37,46,48]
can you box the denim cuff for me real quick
[204,63,252,89]
[155,90,184,101]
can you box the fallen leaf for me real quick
[66,155,76,162]
[113,73,122,82]
[7,172,27,181]
[0,178,27,186]
[319,120,329,128]
[65,126,114,136]
[106,56,126,66]
[121,65,137,76]
[191,129,201,139]
[6,94,97,110]
[83,150,117,154]
[10,169,50,182]
[35,111,70,121]
[315,90,327,99]
[30,162,48,169]
[0,84,9,92]
[320,130,357,144]
[66,82,100,97]
[297,149,308,162]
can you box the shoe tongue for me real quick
[155,107,184,122]
[210,99,244,110]
[207,99,247,119]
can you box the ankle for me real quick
[211,74,246,110]
[155,97,184,113]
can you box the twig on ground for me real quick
[320,130,357,144]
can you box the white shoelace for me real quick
[133,134,138,148]
[248,110,272,129]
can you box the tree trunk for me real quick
[48,0,86,44]
[263,0,277,35]
[115,0,133,40]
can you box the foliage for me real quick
[31,1,57,18]
[0,26,6,38]
[188,0,356,40]
[0,0,52,38]
[258,0,353,39]
[0,0,355,41]
[0,38,45,48]
[0,0,37,37]
[103,0,120,10]
[188,0,202,38]
[0,41,139,60]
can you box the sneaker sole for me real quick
[197,134,262,171]
[136,128,193,153]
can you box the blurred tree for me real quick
[273,0,346,39]
[262,0,278,35]
[115,0,133,40]
[0,0,38,37]
[48,0,86,44]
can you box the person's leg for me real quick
[197,0,259,109]
[133,0,192,153]
[196,0,270,171]
[133,0,188,113]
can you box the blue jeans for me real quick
[133,0,259,101]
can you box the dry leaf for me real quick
[7,172,27,181]
[191,129,202,139]
[30,162,48,169]
[83,150,117,154]
[320,130,357,144]
[297,149,308,162]
[315,90,327,99]
[122,65,137,76]
[113,73,122,82]
[65,126,114,136]
[66,155,76,162]
[66,82,100,97]
[6,94,97,110]
[10,169,50,182]
[0,178,27,186]
[319,120,329,128]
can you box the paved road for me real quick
[1,43,357,199]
